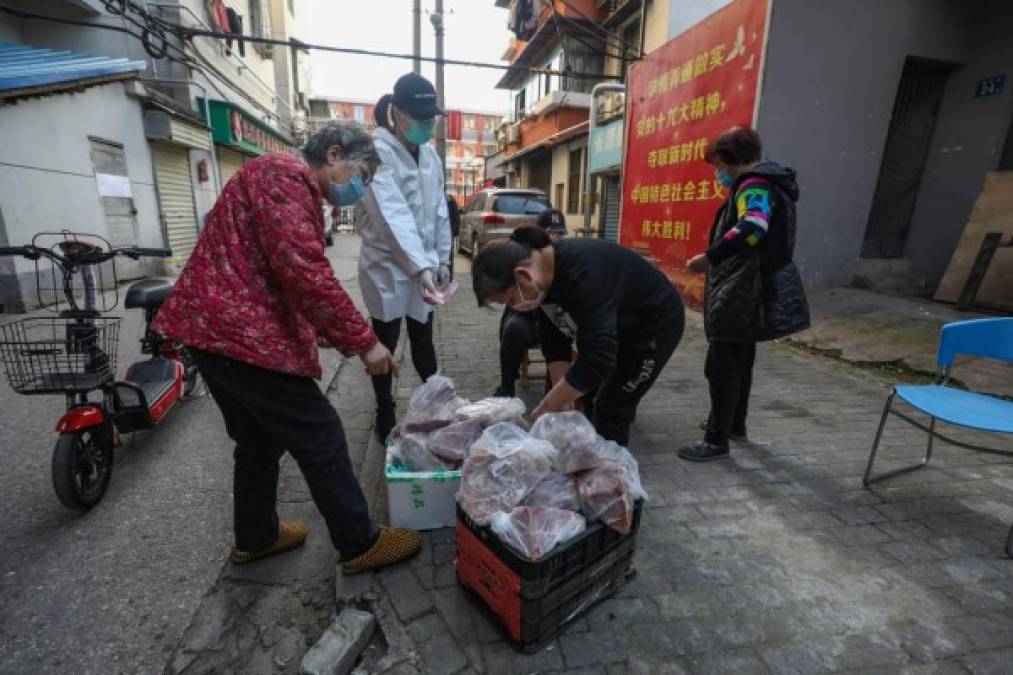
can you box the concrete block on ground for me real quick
[301,608,376,675]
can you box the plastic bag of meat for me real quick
[402,374,468,432]
[427,419,484,463]
[577,458,640,535]
[531,412,610,474]
[458,424,556,525]
[521,472,582,511]
[468,421,529,458]
[454,397,527,429]
[595,440,648,502]
[388,432,453,473]
[489,507,586,561]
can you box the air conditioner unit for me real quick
[506,124,521,144]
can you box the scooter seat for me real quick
[124,278,174,310]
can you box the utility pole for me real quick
[412,0,422,75]
[431,0,446,168]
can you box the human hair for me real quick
[302,120,380,173]
[471,226,552,306]
[704,126,762,166]
[374,94,394,131]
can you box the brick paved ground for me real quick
[347,256,1013,675]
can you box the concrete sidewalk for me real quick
[345,268,1013,674]
[792,287,1013,397]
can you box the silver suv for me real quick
[458,188,550,257]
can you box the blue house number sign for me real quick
[976,75,1005,98]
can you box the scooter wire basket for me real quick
[0,317,120,395]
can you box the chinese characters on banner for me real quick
[620,0,770,308]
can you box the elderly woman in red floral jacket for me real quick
[154,122,420,574]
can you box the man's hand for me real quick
[436,264,451,289]
[531,378,583,422]
[360,342,400,377]
[418,268,438,303]
[686,253,708,274]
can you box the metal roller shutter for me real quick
[602,174,621,243]
[217,148,247,187]
[152,143,199,260]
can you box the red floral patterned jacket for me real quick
[152,153,378,378]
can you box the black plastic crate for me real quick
[456,500,643,651]
[456,501,642,600]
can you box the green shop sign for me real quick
[199,98,296,156]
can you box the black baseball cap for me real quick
[391,73,445,120]
[538,208,566,233]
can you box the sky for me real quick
[308,0,514,115]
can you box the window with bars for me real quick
[249,0,273,58]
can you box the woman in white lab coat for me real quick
[356,73,452,443]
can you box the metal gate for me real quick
[601,174,621,242]
[152,143,199,260]
[217,148,247,186]
[862,58,952,258]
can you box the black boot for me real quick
[678,440,730,462]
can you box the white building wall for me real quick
[0,83,161,307]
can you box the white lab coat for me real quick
[356,127,452,323]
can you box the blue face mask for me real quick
[328,173,366,206]
[715,168,735,189]
[405,119,435,145]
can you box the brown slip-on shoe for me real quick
[230,521,309,564]
[341,526,421,575]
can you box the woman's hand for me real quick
[360,342,400,377]
[686,253,709,274]
[436,264,451,289]
[418,269,438,303]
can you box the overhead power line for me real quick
[0,3,620,82]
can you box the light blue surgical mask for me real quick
[328,173,366,206]
[715,168,735,189]
[405,119,435,145]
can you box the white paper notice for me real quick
[95,173,133,198]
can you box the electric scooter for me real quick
[0,232,201,509]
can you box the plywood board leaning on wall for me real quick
[935,171,1013,311]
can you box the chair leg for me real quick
[864,393,938,487]
[863,392,895,487]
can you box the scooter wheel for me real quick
[52,430,113,510]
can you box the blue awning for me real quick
[0,42,145,94]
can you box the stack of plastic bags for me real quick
[458,411,648,561]
[386,375,528,472]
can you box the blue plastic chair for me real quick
[862,318,1013,557]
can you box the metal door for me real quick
[217,148,247,186]
[862,58,952,258]
[527,154,552,195]
[601,174,621,242]
[152,143,199,260]
[89,138,143,279]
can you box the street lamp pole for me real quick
[431,1,447,169]
[412,0,422,75]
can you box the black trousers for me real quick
[704,340,756,446]
[370,314,438,411]
[190,349,377,558]
[587,316,684,447]
[499,309,539,395]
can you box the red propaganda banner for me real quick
[620,0,770,308]
[446,110,462,141]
